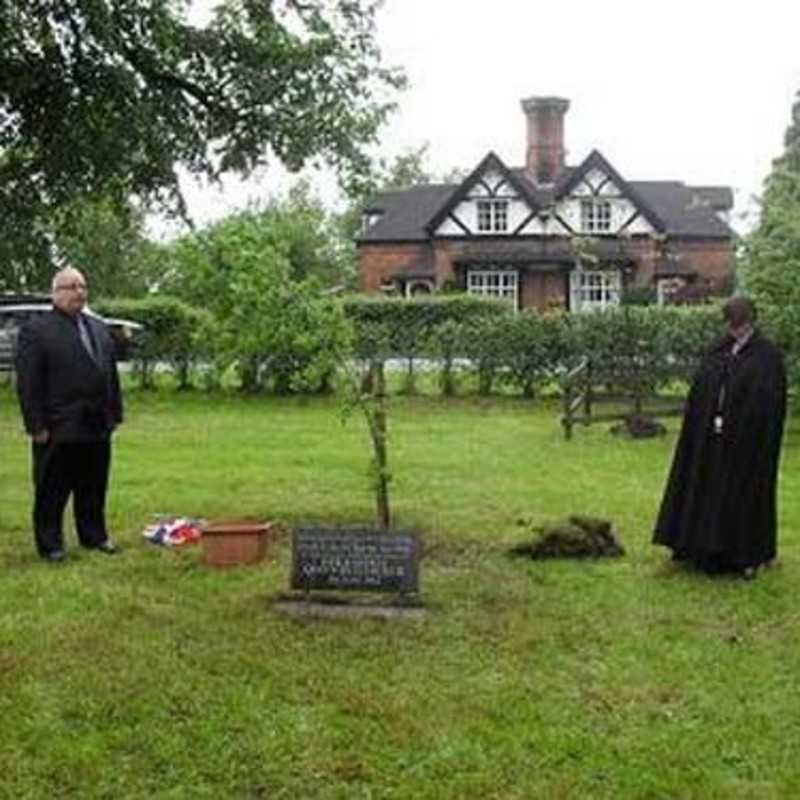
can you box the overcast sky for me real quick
[172,1,800,235]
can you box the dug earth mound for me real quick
[509,514,625,559]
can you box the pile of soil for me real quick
[510,514,625,560]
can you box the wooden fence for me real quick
[561,356,694,440]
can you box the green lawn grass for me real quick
[1,384,799,799]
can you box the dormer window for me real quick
[361,212,383,234]
[580,199,612,233]
[477,200,508,233]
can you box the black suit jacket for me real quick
[15,309,123,442]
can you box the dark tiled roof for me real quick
[691,186,734,211]
[357,185,457,242]
[357,168,734,243]
[630,182,733,238]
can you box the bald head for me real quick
[51,268,88,316]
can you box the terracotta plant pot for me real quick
[201,520,273,567]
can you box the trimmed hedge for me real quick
[343,298,729,396]
[96,293,795,395]
[94,295,214,389]
[342,293,511,328]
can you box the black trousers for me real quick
[32,439,111,556]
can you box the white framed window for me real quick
[570,269,621,311]
[477,200,509,232]
[467,268,518,309]
[580,199,612,233]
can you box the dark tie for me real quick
[78,317,97,362]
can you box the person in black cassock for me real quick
[653,296,787,579]
[15,267,123,562]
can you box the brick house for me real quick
[356,97,735,312]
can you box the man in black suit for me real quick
[15,267,123,562]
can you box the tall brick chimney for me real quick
[521,96,570,185]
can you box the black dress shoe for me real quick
[43,549,67,563]
[93,540,120,555]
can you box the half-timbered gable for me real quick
[553,150,661,238]
[428,153,540,238]
[357,96,735,312]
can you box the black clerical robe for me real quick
[653,330,787,571]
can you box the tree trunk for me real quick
[240,356,261,393]
[176,358,192,391]
[400,356,417,395]
[370,360,391,529]
[139,357,154,390]
[478,366,493,396]
[440,355,456,396]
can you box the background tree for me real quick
[741,89,800,362]
[151,203,349,392]
[334,143,435,245]
[153,184,350,297]
[0,194,156,295]
[56,199,161,298]
[0,0,405,285]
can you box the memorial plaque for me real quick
[291,527,419,593]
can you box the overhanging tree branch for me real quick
[0,0,406,265]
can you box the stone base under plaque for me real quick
[272,594,427,621]
[201,520,274,567]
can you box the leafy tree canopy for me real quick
[0,194,163,295]
[145,197,351,392]
[0,0,405,278]
[151,179,350,298]
[741,89,800,353]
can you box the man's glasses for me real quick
[55,282,88,292]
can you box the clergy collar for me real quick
[731,326,754,355]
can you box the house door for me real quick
[522,271,566,312]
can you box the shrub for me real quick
[94,296,212,389]
[343,294,510,361]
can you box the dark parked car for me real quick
[0,294,143,369]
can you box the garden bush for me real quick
[95,295,213,389]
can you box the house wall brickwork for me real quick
[670,240,735,292]
[357,244,431,292]
[432,242,458,287]
[624,237,734,292]
[522,96,570,184]
[358,235,734,310]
